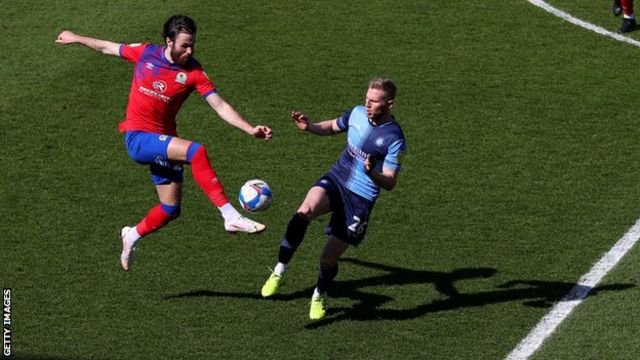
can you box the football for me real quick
[238,179,273,212]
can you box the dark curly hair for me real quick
[162,15,197,41]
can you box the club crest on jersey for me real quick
[175,72,187,84]
[375,137,385,147]
[159,135,168,141]
[152,80,167,93]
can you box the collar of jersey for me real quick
[368,116,396,127]
[161,46,182,68]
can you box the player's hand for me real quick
[364,155,377,175]
[55,30,79,44]
[251,125,273,140]
[291,111,309,131]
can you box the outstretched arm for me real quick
[206,92,273,140]
[291,111,341,136]
[55,30,120,56]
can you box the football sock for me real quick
[189,145,229,208]
[124,226,141,245]
[219,203,241,222]
[622,0,634,16]
[136,203,180,237]
[312,287,326,299]
[316,263,338,295]
[278,213,310,264]
[274,262,287,276]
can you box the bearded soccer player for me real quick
[260,78,407,320]
[55,15,273,272]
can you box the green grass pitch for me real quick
[3,1,640,359]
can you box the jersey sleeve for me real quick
[336,107,354,131]
[193,69,217,98]
[383,138,407,172]
[119,43,147,63]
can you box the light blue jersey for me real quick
[329,105,407,201]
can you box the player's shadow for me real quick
[164,258,634,329]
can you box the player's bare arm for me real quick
[206,93,273,140]
[55,30,120,56]
[364,155,399,191]
[291,111,340,135]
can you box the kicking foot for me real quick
[224,216,266,234]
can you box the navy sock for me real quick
[278,213,309,264]
[316,263,338,294]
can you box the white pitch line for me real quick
[505,218,640,359]
[506,2,640,359]
[528,0,640,48]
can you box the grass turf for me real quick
[2,0,640,359]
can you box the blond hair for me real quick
[368,77,397,100]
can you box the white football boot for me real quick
[120,226,136,271]
[224,215,266,234]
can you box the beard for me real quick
[170,47,190,66]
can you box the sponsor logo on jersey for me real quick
[138,86,171,103]
[159,135,168,141]
[152,80,167,93]
[175,72,187,84]
[145,62,155,70]
[346,141,368,160]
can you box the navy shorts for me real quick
[125,131,184,185]
[314,172,375,246]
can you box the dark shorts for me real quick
[125,131,184,185]
[314,172,375,246]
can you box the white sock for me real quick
[128,226,142,245]
[218,203,241,222]
[274,262,287,277]
[312,287,325,299]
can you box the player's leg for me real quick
[281,185,332,263]
[308,190,374,319]
[261,185,332,297]
[121,132,187,271]
[614,0,623,16]
[619,0,637,32]
[120,181,183,271]
[309,235,349,320]
[167,136,265,234]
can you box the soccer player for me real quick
[260,78,407,320]
[614,0,637,33]
[55,15,273,272]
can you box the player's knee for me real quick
[161,203,181,219]
[296,204,315,221]
[186,142,203,163]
